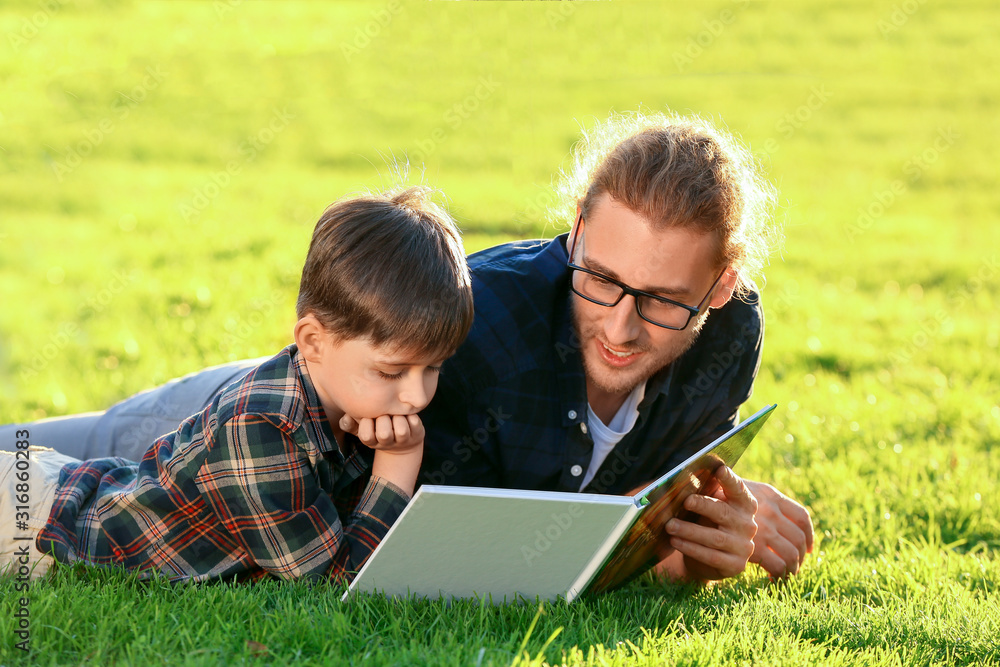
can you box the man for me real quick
[417,111,812,580]
[2,110,812,582]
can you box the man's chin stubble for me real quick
[578,320,706,398]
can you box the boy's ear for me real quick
[294,314,333,362]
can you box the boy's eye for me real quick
[376,370,405,380]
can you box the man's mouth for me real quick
[604,343,634,358]
[597,340,642,367]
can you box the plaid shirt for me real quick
[419,234,762,495]
[36,345,409,583]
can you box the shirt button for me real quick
[580,422,588,435]
[567,409,578,420]
[570,464,583,477]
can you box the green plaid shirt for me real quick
[37,345,409,583]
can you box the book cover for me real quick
[580,403,776,596]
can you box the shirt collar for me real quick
[290,345,345,457]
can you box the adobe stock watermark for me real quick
[116,287,281,455]
[756,86,833,157]
[421,407,511,485]
[219,290,285,352]
[403,404,511,515]
[7,0,69,53]
[673,0,750,73]
[845,126,959,242]
[521,504,583,567]
[214,0,243,19]
[546,1,577,29]
[949,255,999,310]
[340,0,403,62]
[887,310,952,367]
[677,278,798,405]
[410,76,501,165]
[178,107,295,222]
[50,66,168,182]
[888,255,996,366]
[18,270,135,382]
[512,188,563,231]
[877,0,927,37]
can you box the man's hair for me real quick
[554,110,781,297]
[296,186,473,356]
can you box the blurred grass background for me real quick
[1,1,998,664]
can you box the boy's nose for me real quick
[400,378,429,411]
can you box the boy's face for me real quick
[303,332,449,427]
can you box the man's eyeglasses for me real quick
[566,218,727,331]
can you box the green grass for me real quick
[1,0,999,665]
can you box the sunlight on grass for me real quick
[1,1,998,665]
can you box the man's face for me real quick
[570,194,733,412]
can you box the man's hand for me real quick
[339,414,424,454]
[743,480,813,579]
[662,465,758,581]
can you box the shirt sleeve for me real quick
[199,413,409,581]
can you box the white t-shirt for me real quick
[580,382,647,490]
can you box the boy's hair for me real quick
[296,186,473,355]
[554,110,781,297]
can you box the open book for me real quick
[344,403,776,603]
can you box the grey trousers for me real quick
[0,358,267,460]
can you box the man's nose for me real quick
[603,295,641,344]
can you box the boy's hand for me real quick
[341,414,425,498]
[339,414,424,453]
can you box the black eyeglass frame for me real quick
[566,217,728,331]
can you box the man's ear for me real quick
[708,268,738,309]
[293,314,331,362]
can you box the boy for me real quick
[0,185,474,583]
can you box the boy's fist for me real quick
[339,413,424,453]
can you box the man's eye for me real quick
[644,297,682,313]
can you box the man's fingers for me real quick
[753,531,800,577]
[667,517,754,559]
[670,534,750,579]
[753,545,790,579]
[683,492,757,538]
[774,513,809,564]
[718,466,758,510]
[784,498,814,553]
[747,480,814,556]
